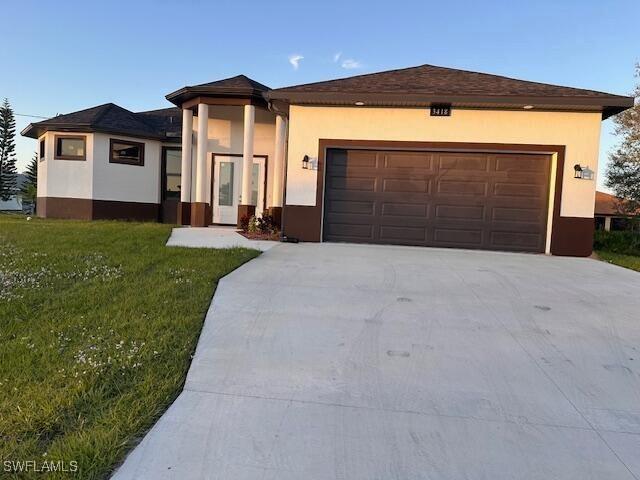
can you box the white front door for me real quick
[212,155,266,225]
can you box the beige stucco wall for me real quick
[285,106,602,218]
[38,131,94,199]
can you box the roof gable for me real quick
[272,64,620,97]
[268,64,633,117]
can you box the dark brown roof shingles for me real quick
[271,64,629,99]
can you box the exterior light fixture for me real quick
[302,155,310,169]
[523,105,534,110]
[355,101,365,106]
[574,165,594,180]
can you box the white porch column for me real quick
[604,216,612,231]
[180,109,193,204]
[241,104,255,205]
[195,103,209,204]
[272,115,287,208]
[190,103,209,227]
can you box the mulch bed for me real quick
[238,231,280,241]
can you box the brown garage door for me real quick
[323,148,551,252]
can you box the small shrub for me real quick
[239,214,251,232]
[594,230,640,256]
[247,216,259,233]
[256,214,278,235]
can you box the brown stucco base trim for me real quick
[267,206,283,228]
[92,200,159,221]
[550,217,594,257]
[36,197,158,221]
[37,197,92,220]
[237,204,256,228]
[177,202,191,225]
[282,205,321,241]
[190,202,209,227]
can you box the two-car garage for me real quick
[322,147,552,253]
[273,64,633,257]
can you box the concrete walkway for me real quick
[165,226,278,251]
[114,243,640,479]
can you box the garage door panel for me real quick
[383,152,434,170]
[435,204,485,221]
[438,180,488,196]
[434,228,484,246]
[331,150,377,168]
[381,202,429,218]
[492,207,546,224]
[323,148,550,253]
[438,154,489,171]
[324,222,374,240]
[380,225,427,242]
[491,231,543,249]
[326,200,375,215]
[493,183,546,198]
[383,178,431,193]
[496,155,548,173]
[328,176,377,192]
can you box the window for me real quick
[39,139,45,161]
[162,148,181,200]
[109,138,145,166]
[54,135,86,160]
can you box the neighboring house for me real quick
[594,190,638,231]
[21,64,634,256]
[0,174,28,212]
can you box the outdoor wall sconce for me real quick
[302,155,310,169]
[574,164,594,180]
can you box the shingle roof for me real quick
[165,75,270,107]
[135,107,182,139]
[196,75,270,92]
[21,104,181,140]
[595,191,622,216]
[267,64,634,117]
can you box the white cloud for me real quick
[288,54,304,70]
[333,52,342,63]
[341,58,362,69]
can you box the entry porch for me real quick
[164,75,287,228]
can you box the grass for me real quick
[0,215,259,479]
[596,250,640,272]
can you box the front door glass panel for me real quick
[251,163,260,206]
[218,162,234,206]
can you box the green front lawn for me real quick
[0,215,259,479]
[596,250,640,272]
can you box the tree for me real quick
[0,98,18,201]
[21,152,38,211]
[606,64,640,228]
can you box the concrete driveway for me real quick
[114,244,640,480]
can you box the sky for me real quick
[1,0,638,191]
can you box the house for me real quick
[0,174,28,212]
[21,64,634,256]
[594,190,638,231]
